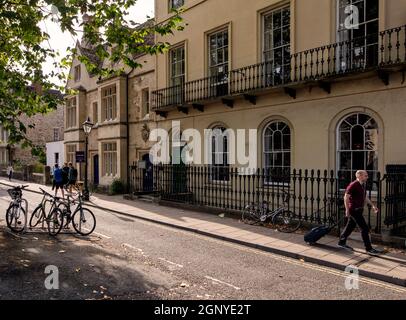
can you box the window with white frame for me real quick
[208,29,229,78]
[337,113,379,189]
[170,46,185,87]
[169,46,185,104]
[66,145,76,165]
[263,6,291,86]
[263,121,291,183]
[66,97,77,128]
[208,29,229,96]
[337,0,379,69]
[210,126,230,181]
[169,0,184,11]
[102,142,117,176]
[102,85,117,121]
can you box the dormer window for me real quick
[74,65,81,82]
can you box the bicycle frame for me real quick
[8,189,29,233]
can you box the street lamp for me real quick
[83,117,93,201]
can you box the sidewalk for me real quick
[1,177,406,287]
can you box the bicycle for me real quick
[6,185,29,233]
[29,188,64,236]
[57,190,96,236]
[241,191,301,233]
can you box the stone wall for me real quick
[13,104,64,166]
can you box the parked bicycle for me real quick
[58,190,96,236]
[242,191,301,233]
[29,188,64,236]
[6,185,29,233]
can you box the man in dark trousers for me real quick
[338,170,381,256]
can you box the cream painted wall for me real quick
[155,0,406,88]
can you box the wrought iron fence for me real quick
[153,24,406,111]
[128,164,395,233]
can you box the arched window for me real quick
[210,126,230,181]
[263,121,291,182]
[337,113,379,187]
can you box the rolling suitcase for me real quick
[304,218,345,245]
[304,226,334,244]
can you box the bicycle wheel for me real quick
[242,204,261,225]
[273,210,301,233]
[29,206,45,228]
[72,208,96,236]
[6,204,26,233]
[47,208,64,236]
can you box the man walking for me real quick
[338,170,381,256]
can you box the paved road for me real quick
[0,186,405,300]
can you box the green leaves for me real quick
[0,0,184,156]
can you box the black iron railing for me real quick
[153,25,406,111]
[129,164,392,233]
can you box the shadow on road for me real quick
[0,224,169,300]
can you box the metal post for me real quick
[83,135,89,201]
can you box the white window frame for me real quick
[336,113,379,190]
[102,85,117,121]
[102,142,118,177]
[66,97,77,129]
[336,0,379,70]
[263,121,291,185]
[262,5,291,85]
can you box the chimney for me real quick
[31,70,43,95]
[81,14,97,49]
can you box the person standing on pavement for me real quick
[338,170,381,256]
[7,162,13,181]
[53,164,65,198]
[62,162,69,190]
[67,162,78,193]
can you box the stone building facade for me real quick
[64,19,157,187]
[0,95,64,167]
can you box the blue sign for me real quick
[75,151,85,163]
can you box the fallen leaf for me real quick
[83,284,88,287]
[100,286,107,291]
[219,213,225,218]
[59,250,66,254]
[92,290,98,294]
[75,268,81,273]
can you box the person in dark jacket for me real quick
[67,162,78,193]
[53,164,65,198]
[62,163,69,189]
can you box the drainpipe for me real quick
[126,68,135,193]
